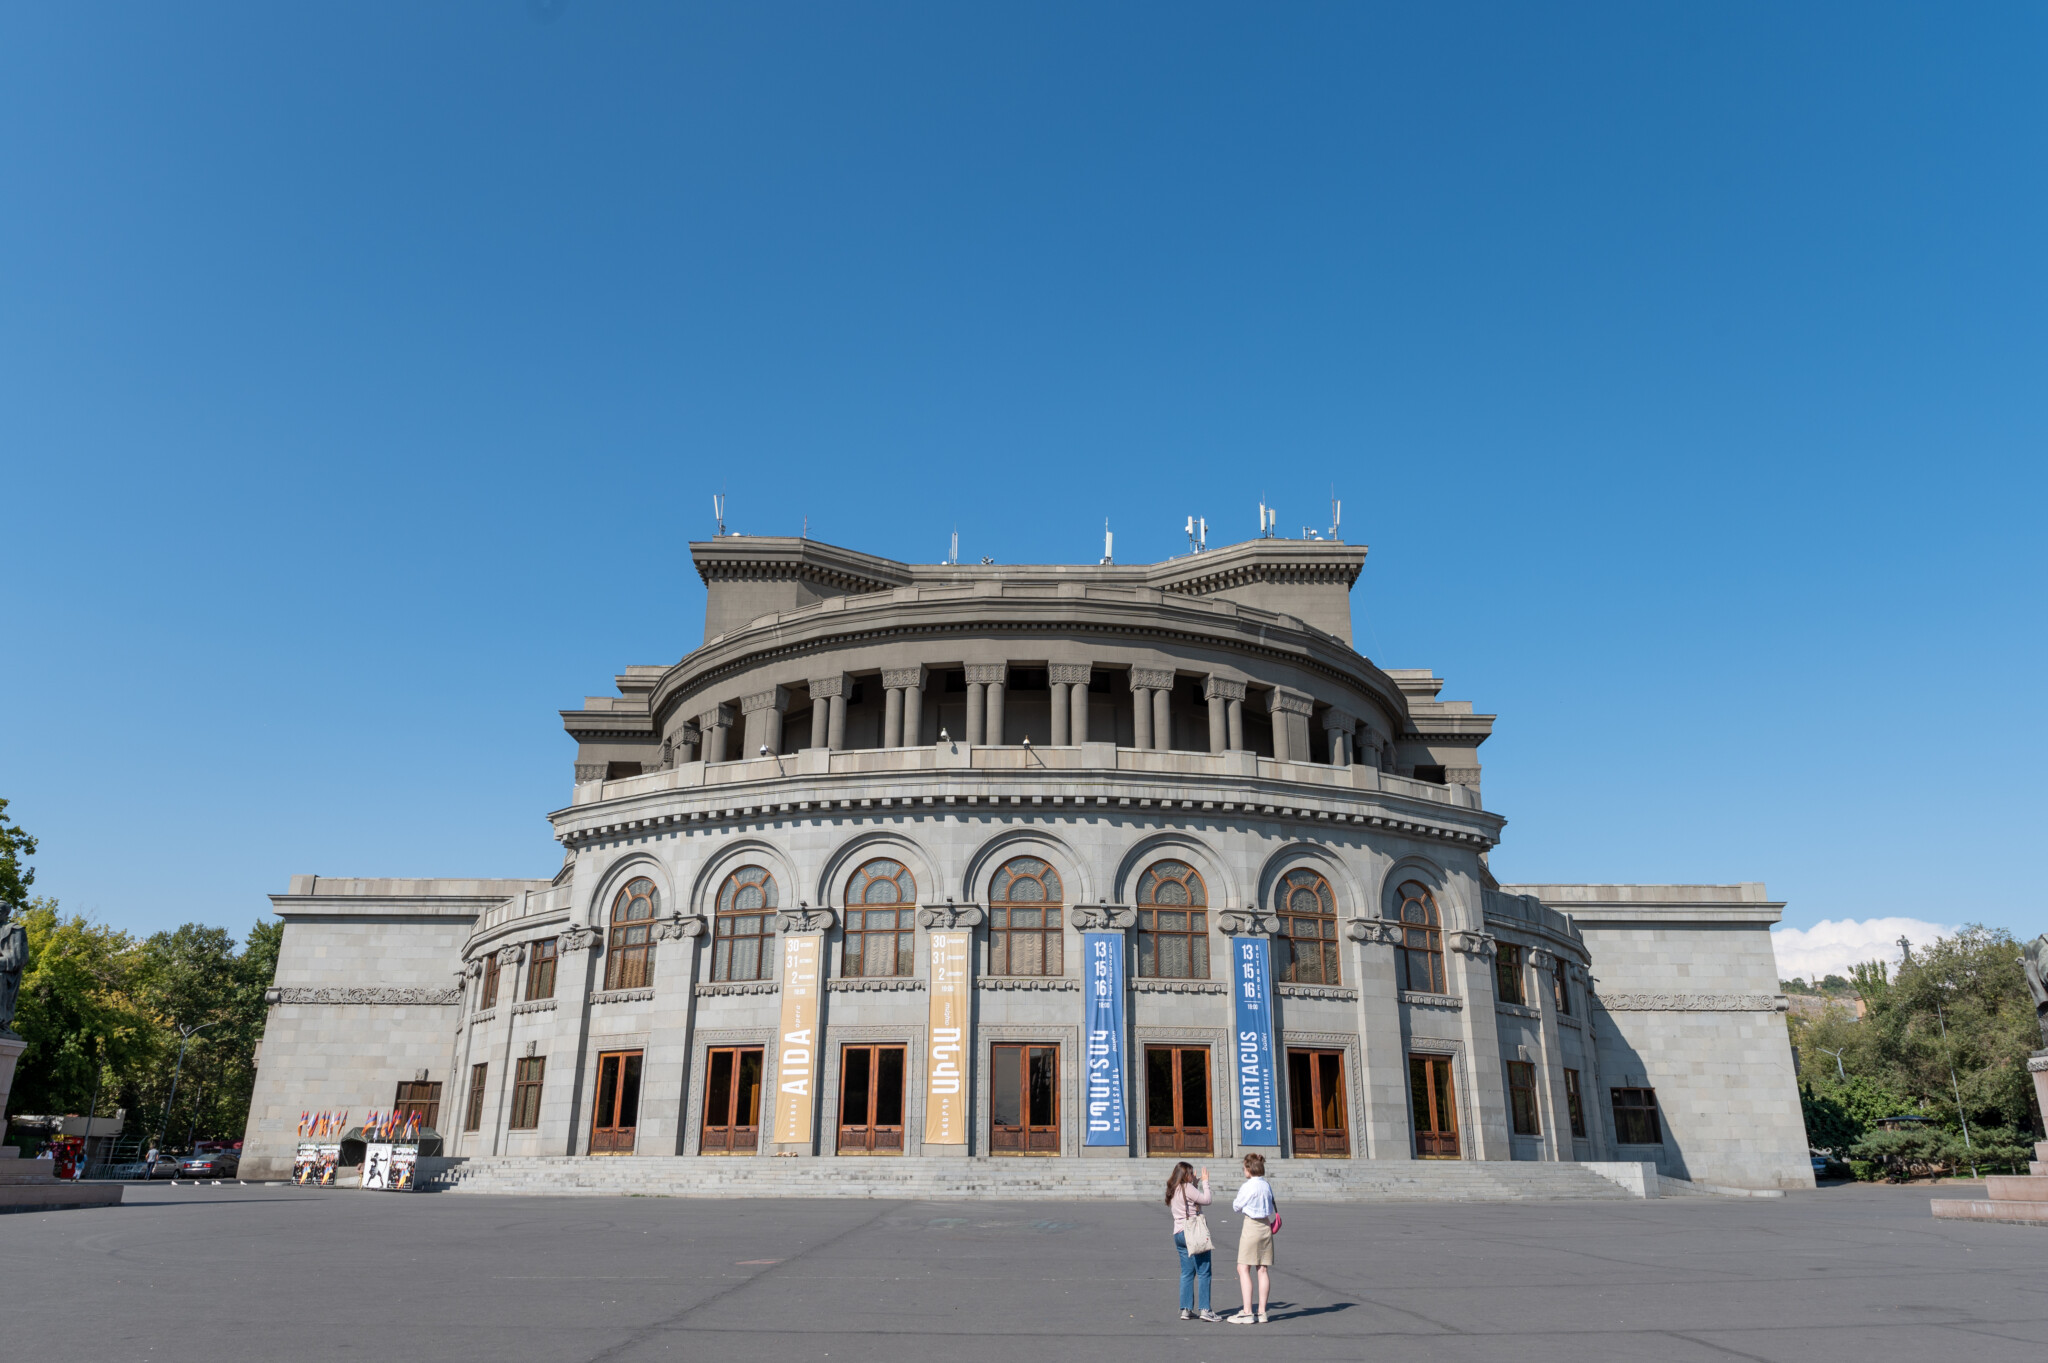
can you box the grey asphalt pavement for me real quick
[4,1181,2044,1362]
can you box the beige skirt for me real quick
[1238,1215,1274,1266]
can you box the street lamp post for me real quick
[155,1019,223,1159]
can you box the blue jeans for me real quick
[1174,1231,1212,1311]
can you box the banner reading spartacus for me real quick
[924,930,971,1144]
[772,934,821,1144]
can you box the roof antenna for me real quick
[1101,520,1114,564]
[1185,516,1207,554]
[949,528,959,565]
[712,492,726,538]
[1330,487,1341,542]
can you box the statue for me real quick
[0,902,25,1036]
[2024,934,2048,1051]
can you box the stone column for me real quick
[1324,708,1356,768]
[1267,687,1312,764]
[1204,677,1244,754]
[968,663,1007,745]
[742,686,788,758]
[700,704,735,764]
[808,675,848,750]
[1345,916,1408,1160]
[1449,925,1511,1161]
[884,666,927,747]
[678,721,701,763]
[1527,947,1569,1161]
[642,912,708,1154]
[1072,904,1137,1158]
[549,923,604,1156]
[1131,667,1174,751]
[1050,663,1092,744]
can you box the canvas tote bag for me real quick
[1178,1187,1214,1254]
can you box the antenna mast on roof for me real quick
[1101,520,1114,564]
[712,493,726,538]
[949,528,959,565]
[1330,486,1341,541]
[1185,515,1207,554]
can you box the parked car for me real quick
[147,1156,181,1179]
[176,1149,240,1177]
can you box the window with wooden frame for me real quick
[1563,1068,1587,1138]
[464,1063,488,1132]
[843,859,916,978]
[988,856,1063,976]
[1495,942,1526,1005]
[1611,1087,1662,1144]
[1407,1053,1459,1158]
[1136,860,1208,979]
[509,1057,546,1129]
[1396,881,1446,994]
[392,1080,441,1130]
[605,877,659,991]
[1507,1060,1540,1136]
[525,938,558,1001]
[713,865,778,982]
[1553,957,1571,1015]
[479,954,501,1011]
[1275,867,1339,985]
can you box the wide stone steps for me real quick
[419,1155,1640,1202]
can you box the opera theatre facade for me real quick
[241,536,1814,1192]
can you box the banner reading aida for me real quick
[1232,936,1281,1147]
[923,930,971,1144]
[771,934,822,1144]
[1082,931,1128,1146]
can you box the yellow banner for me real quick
[923,929,971,1145]
[771,934,822,1145]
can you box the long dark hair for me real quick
[1164,1160,1198,1205]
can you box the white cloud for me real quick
[1770,918,1957,984]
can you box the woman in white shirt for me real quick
[1228,1152,1277,1324]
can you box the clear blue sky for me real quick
[3,5,2042,945]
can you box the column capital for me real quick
[1322,707,1357,734]
[1072,904,1137,931]
[654,913,709,942]
[882,665,928,690]
[1449,929,1498,960]
[741,686,789,714]
[964,663,1008,686]
[917,902,986,929]
[807,674,848,699]
[1217,909,1281,937]
[775,906,838,934]
[559,925,602,954]
[1345,917,1402,947]
[701,703,736,728]
[1048,662,1093,686]
[1130,666,1176,692]
[1203,676,1247,702]
[1267,686,1314,717]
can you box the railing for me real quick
[471,883,573,936]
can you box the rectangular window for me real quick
[1494,943,1525,1005]
[1611,1087,1662,1145]
[392,1080,441,1131]
[1408,1054,1459,1158]
[1507,1061,1540,1136]
[714,908,772,982]
[1553,958,1571,1015]
[509,1057,546,1129]
[837,1044,907,1154]
[701,1046,764,1153]
[1144,1046,1213,1155]
[590,1050,643,1155]
[480,955,501,1011]
[989,1043,1060,1155]
[1563,1068,1587,1138]
[525,939,558,1001]
[844,907,915,977]
[990,904,1064,976]
[1136,908,1209,979]
[464,1063,489,1132]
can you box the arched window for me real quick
[1275,868,1339,985]
[1396,880,1445,994]
[844,858,916,977]
[989,856,1063,976]
[605,877,659,991]
[712,865,778,982]
[1136,860,1208,979]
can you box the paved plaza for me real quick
[4,1182,2045,1362]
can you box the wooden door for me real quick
[590,1050,643,1155]
[837,1045,907,1154]
[990,1044,1060,1155]
[1144,1046,1212,1155]
[1287,1048,1350,1156]
[701,1046,764,1153]
[1408,1054,1460,1159]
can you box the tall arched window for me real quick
[844,858,916,977]
[1275,868,1339,985]
[1396,880,1445,994]
[1136,860,1208,979]
[605,877,659,991]
[712,865,778,982]
[989,856,1063,976]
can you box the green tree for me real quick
[8,900,164,1118]
[0,797,34,914]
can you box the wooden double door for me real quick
[1408,1054,1461,1158]
[838,1044,907,1154]
[590,1050,643,1155]
[990,1043,1059,1154]
[701,1046,764,1153]
[1286,1048,1350,1157]
[1145,1045,1212,1155]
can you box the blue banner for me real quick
[1082,932,1128,1146]
[1232,936,1281,1147]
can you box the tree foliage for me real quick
[0,797,35,915]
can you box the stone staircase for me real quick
[417,1155,1647,1202]
[1931,1141,2048,1227]
[0,1153,124,1214]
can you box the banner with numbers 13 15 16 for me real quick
[1232,936,1281,1147]
[1081,932,1128,1146]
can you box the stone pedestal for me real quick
[0,1031,23,1148]
[1929,1052,2048,1226]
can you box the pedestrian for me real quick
[142,1144,159,1180]
[1227,1151,1278,1324]
[1166,1161,1222,1322]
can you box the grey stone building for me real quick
[241,535,1813,1190]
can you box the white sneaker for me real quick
[1198,1310,1225,1322]
[1227,1311,1256,1324]
[1257,1312,1270,1324]
[1179,1310,1193,1320]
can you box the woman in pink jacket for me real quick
[1166,1162,1222,1321]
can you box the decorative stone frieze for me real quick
[807,674,846,699]
[496,945,523,967]
[1134,979,1228,995]
[1496,1002,1541,1020]
[916,903,986,929]
[1267,686,1313,717]
[469,1008,497,1024]
[511,999,557,1015]
[1217,909,1280,937]
[964,663,1008,685]
[978,976,1080,992]
[1323,708,1356,735]
[1071,904,1136,931]
[1450,930,1498,960]
[264,986,463,1007]
[1203,676,1246,702]
[1399,990,1463,1009]
[826,977,925,992]
[654,914,708,941]
[695,981,777,997]
[882,665,928,690]
[1047,662,1093,685]
[574,763,606,783]
[1276,983,1358,1002]
[559,925,601,953]
[1345,918,1402,947]
[1446,767,1482,787]
[1129,667,1176,692]
[741,686,788,714]
[1599,993,1787,1012]
[592,987,655,1005]
[775,906,837,934]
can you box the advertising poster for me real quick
[923,929,971,1144]
[771,933,822,1144]
[360,1142,395,1190]
[1231,936,1280,1147]
[316,1144,340,1186]
[1081,932,1128,1147]
[292,1144,318,1185]
[390,1144,418,1191]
